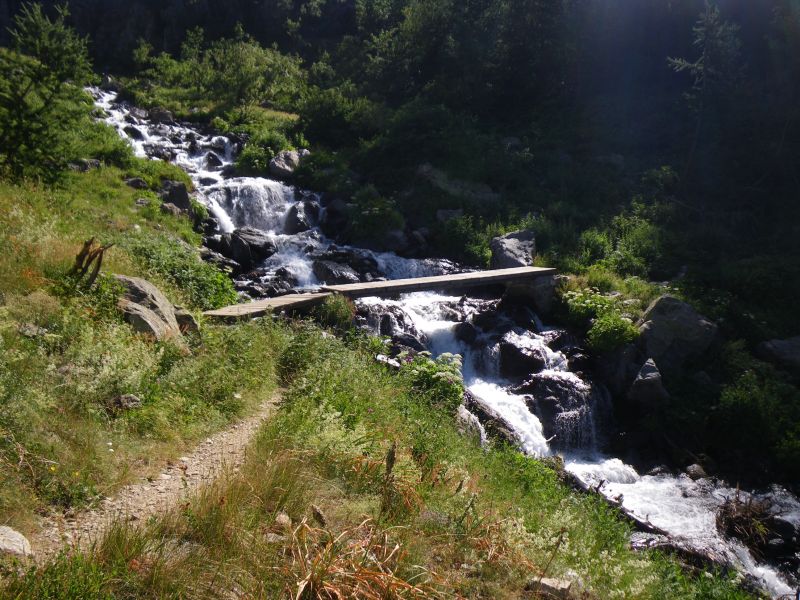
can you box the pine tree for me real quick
[0,3,94,182]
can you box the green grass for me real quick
[0,321,752,598]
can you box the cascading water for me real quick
[93,88,798,597]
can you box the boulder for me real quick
[314,246,378,277]
[637,296,718,376]
[159,180,191,211]
[312,260,360,285]
[221,227,277,271]
[0,526,32,557]
[391,332,427,353]
[454,322,479,345]
[685,463,708,480]
[174,308,199,333]
[160,202,183,217]
[464,390,520,447]
[125,177,148,190]
[489,230,536,269]
[115,275,183,341]
[756,336,800,377]
[123,125,144,140]
[269,150,302,179]
[68,158,101,172]
[199,247,241,273]
[148,107,175,124]
[498,332,547,379]
[627,359,670,408]
[285,201,317,235]
[205,152,223,169]
[525,578,574,599]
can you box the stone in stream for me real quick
[285,201,318,234]
[498,331,548,379]
[0,526,32,557]
[489,229,536,269]
[637,295,718,377]
[205,152,223,169]
[312,260,361,285]
[220,227,277,271]
[123,125,144,140]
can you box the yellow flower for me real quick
[49,465,56,472]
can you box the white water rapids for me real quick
[93,89,798,597]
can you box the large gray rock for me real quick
[312,260,360,284]
[269,150,302,179]
[489,230,536,269]
[221,227,277,271]
[756,336,800,376]
[148,107,175,124]
[0,526,32,557]
[637,296,718,376]
[115,275,182,341]
[159,180,191,211]
[627,359,670,407]
[284,201,320,235]
[498,331,547,379]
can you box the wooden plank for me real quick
[322,266,556,298]
[204,292,332,318]
[205,266,557,320]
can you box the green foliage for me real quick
[348,185,405,245]
[713,362,800,482]
[0,3,95,182]
[131,26,305,114]
[433,216,492,268]
[310,295,356,332]
[586,311,639,353]
[299,85,384,148]
[562,288,615,326]
[121,233,237,310]
[235,129,292,175]
[399,351,463,413]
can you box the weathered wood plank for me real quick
[204,292,332,318]
[204,266,556,319]
[322,266,556,298]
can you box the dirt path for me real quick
[33,395,280,560]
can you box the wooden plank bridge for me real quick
[204,266,556,319]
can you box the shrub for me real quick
[586,311,639,353]
[562,288,614,326]
[310,295,355,331]
[399,351,463,413]
[434,216,492,267]
[579,228,612,265]
[122,233,237,310]
[236,129,292,175]
[348,186,405,245]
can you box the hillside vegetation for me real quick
[0,2,796,598]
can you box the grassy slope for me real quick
[2,323,749,598]
[0,163,281,534]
